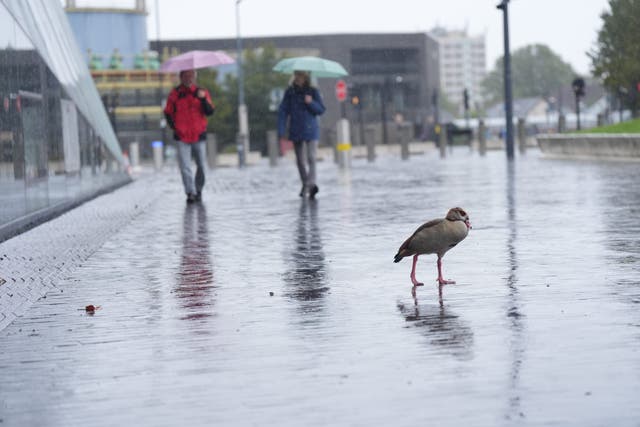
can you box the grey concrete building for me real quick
[152,33,440,148]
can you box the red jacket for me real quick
[164,84,214,143]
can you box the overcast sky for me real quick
[141,0,609,76]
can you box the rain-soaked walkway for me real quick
[1,147,639,426]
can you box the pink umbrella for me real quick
[160,50,235,73]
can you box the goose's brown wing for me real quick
[394,218,443,262]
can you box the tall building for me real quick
[430,27,486,112]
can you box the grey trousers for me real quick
[293,140,318,188]
[176,140,206,195]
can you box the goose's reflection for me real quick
[283,200,329,325]
[175,203,214,322]
[397,292,474,360]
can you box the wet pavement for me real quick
[1,148,639,426]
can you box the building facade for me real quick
[430,27,486,113]
[64,0,172,155]
[65,0,149,70]
[0,0,128,241]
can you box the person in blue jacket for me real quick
[278,70,326,199]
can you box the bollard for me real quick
[151,140,163,171]
[400,124,410,160]
[403,124,413,151]
[236,133,246,168]
[438,124,447,158]
[558,114,566,133]
[267,130,278,167]
[400,134,409,160]
[365,125,376,162]
[238,104,249,167]
[206,133,217,169]
[517,118,526,154]
[129,141,140,167]
[336,118,351,169]
[478,120,487,156]
[597,113,604,127]
[331,129,339,164]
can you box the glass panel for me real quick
[21,91,49,212]
[0,1,127,236]
[0,3,32,225]
[3,1,122,163]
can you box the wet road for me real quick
[1,148,639,426]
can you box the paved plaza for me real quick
[1,147,639,426]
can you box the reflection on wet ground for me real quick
[283,200,329,325]
[1,149,639,426]
[397,291,474,360]
[175,203,214,322]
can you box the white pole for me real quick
[336,118,351,169]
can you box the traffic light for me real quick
[572,77,585,98]
[572,77,586,130]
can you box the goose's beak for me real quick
[465,219,472,230]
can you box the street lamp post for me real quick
[497,0,514,160]
[572,77,585,130]
[236,0,249,167]
[155,0,166,146]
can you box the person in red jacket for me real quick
[164,69,215,203]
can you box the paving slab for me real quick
[0,150,639,426]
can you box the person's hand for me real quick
[197,89,206,99]
[279,137,287,145]
[304,95,312,104]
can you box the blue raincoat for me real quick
[277,85,326,142]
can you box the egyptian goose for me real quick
[394,207,471,287]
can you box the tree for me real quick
[437,88,459,117]
[589,0,640,117]
[481,44,576,106]
[206,44,290,153]
[197,69,235,151]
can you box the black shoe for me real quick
[299,185,306,197]
[195,191,202,202]
[186,193,196,203]
[309,184,319,200]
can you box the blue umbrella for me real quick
[273,56,349,78]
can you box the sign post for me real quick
[336,79,348,119]
[335,80,351,169]
[335,79,347,102]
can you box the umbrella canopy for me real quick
[272,56,348,78]
[160,50,235,73]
